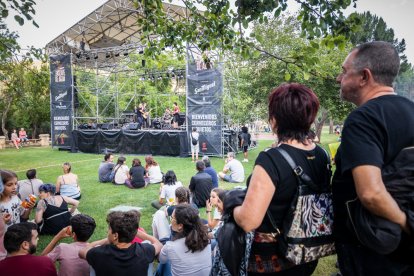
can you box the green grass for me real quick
[0,128,340,275]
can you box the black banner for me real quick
[187,60,223,156]
[50,54,73,147]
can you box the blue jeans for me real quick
[336,242,414,276]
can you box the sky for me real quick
[6,0,414,64]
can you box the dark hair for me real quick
[26,169,36,180]
[164,170,177,186]
[268,83,319,144]
[104,153,113,161]
[175,187,190,204]
[202,156,211,167]
[116,156,126,166]
[241,126,248,133]
[4,222,37,254]
[196,160,205,171]
[212,188,226,203]
[106,210,140,243]
[173,102,177,106]
[173,204,209,252]
[354,41,400,86]
[70,214,96,242]
[1,170,17,185]
[39,183,56,195]
[192,127,197,132]
[132,158,141,167]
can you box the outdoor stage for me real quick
[71,129,189,157]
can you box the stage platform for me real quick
[71,129,189,157]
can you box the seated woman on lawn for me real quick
[206,188,226,235]
[56,162,81,200]
[113,156,131,186]
[145,155,163,184]
[159,204,212,276]
[35,184,79,235]
[128,158,146,189]
[151,170,183,210]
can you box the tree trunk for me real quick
[1,98,12,139]
[329,117,334,134]
[32,124,37,139]
[314,109,329,142]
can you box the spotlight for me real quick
[106,52,111,58]
[114,52,120,57]
[123,51,128,56]
[85,54,90,60]
[94,54,98,60]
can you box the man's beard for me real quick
[28,243,37,254]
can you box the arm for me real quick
[136,229,163,256]
[353,165,409,232]
[206,200,219,229]
[189,177,195,192]
[233,165,275,232]
[41,226,71,256]
[62,196,79,214]
[78,238,109,259]
[35,200,46,224]
[21,200,35,220]
[56,176,62,194]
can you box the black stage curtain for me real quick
[71,130,189,157]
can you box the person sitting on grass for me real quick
[35,184,79,235]
[145,155,163,184]
[41,214,96,276]
[151,170,183,210]
[98,153,114,183]
[189,161,212,208]
[17,168,44,200]
[218,152,245,183]
[79,210,162,275]
[56,162,81,200]
[0,222,57,276]
[113,156,131,186]
[202,156,219,189]
[128,158,146,189]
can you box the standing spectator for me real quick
[17,169,44,200]
[0,222,57,276]
[10,129,20,149]
[35,184,79,235]
[79,210,162,275]
[190,127,200,162]
[218,152,245,183]
[56,162,81,200]
[333,42,414,275]
[202,156,219,188]
[189,161,213,208]
[98,153,114,183]
[41,214,96,276]
[19,128,29,144]
[129,158,146,189]
[240,126,250,162]
[0,170,34,228]
[151,170,183,210]
[113,156,131,186]
[145,155,163,184]
[159,204,212,276]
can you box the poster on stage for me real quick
[187,57,223,156]
[50,54,73,148]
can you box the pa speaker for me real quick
[128,123,140,130]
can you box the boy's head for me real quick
[70,214,96,242]
[106,210,140,243]
[26,169,37,180]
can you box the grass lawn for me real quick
[0,127,340,275]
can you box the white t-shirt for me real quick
[147,165,163,183]
[0,195,24,228]
[224,159,245,182]
[114,164,129,184]
[160,181,183,203]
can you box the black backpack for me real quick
[191,133,198,145]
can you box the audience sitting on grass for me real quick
[79,210,162,275]
[0,170,35,228]
[113,156,131,186]
[35,184,79,235]
[17,168,44,200]
[128,158,146,189]
[218,152,245,183]
[206,188,225,234]
[202,156,219,189]
[145,155,163,184]
[189,161,213,208]
[56,162,81,200]
[41,214,96,276]
[98,153,114,183]
[151,170,183,210]
[0,222,57,276]
[159,204,212,276]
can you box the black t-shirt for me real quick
[130,166,146,188]
[86,243,155,276]
[189,172,213,208]
[332,95,414,244]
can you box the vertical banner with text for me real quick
[187,59,223,156]
[50,54,73,147]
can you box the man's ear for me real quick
[360,68,372,86]
[21,240,30,252]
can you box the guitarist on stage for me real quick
[172,102,180,129]
[141,102,150,129]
